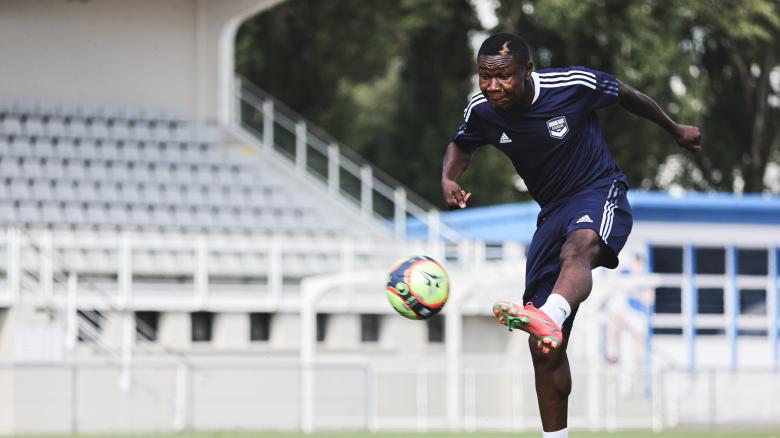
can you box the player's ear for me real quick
[524,62,534,79]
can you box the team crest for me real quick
[546,116,569,139]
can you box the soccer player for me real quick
[440,33,701,438]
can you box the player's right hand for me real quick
[441,178,471,209]
[674,124,702,152]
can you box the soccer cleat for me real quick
[492,300,564,354]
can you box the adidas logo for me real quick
[499,132,512,144]
[576,215,593,224]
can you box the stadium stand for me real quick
[0,102,374,237]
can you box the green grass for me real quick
[13,431,780,438]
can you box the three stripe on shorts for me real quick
[599,181,621,244]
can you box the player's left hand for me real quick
[674,124,702,152]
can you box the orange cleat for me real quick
[492,300,564,354]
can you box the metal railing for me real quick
[234,77,461,242]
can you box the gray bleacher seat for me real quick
[76,139,98,160]
[113,162,133,183]
[86,203,108,226]
[117,183,140,204]
[32,139,54,158]
[110,120,130,140]
[105,203,126,226]
[63,202,86,225]
[9,138,31,157]
[17,201,40,224]
[149,205,171,226]
[0,201,14,224]
[9,179,31,200]
[2,115,23,136]
[20,158,44,179]
[40,202,61,223]
[131,163,152,182]
[151,124,172,141]
[76,181,99,201]
[64,159,87,181]
[46,118,67,138]
[96,182,117,201]
[88,120,109,139]
[131,124,152,142]
[42,158,65,180]
[67,120,88,139]
[53,180,77,201]
[23,116,44,137]
[87,160,109,182]
[53,140,77,159]
[128,204,150,226]
[0,157,21,178]
[0,139,10,156]
[150,163,172,184]
[32,179,53,200]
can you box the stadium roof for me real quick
[407,191,780,243]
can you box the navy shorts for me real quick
[523,179,633,330]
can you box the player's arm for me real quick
[441,141,474,209]
[617,81,702,152]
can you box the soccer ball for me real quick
[385,255,449,320]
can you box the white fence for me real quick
[3,361,780,435]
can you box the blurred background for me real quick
[0,0,778,436]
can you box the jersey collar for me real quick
[531,72,541,105]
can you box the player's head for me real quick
[477,33,533,110]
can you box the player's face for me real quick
[478,55,531,110]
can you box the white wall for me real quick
[0,0,279,123]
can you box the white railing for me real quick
[0,228,524,311]
[4,360,780,434]
[234,77,461,242]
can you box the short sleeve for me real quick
[574,66,620,111]
[451,93,488,151]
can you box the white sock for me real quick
[542,427,568,438]
[540,293,571,328]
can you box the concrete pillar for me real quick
[271,313,300,349]
[159,312,191,350]
[213,312,249,349]
[324,314,359,350]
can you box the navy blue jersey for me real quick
[452,66,628,208]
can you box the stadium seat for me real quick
[2,115,23,136]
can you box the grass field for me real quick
[14,431,780,438]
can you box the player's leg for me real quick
[529,323,573,434]
[528,231,603,437]
[546,227,601,311]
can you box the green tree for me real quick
[236,0,520,207]
[495,0,780,193]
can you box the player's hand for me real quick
[674,124,702,152]
[441,178,471,209]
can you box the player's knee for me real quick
[560,229,600,267]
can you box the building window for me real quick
[738,249,768,276]
[135,311,159,342]
[250,312,272,341]
[427,316,445,343]
[696,247,725,274]
[697,288,724,314]
[316,313,329,342]
[360,314,382,343]
[77,310,104,343]
[654,287,681,314]
[650,246,683,273]
[740,289,766,315]
[191,311,214,342]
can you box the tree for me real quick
[236,0,520,207]
[495,0,780,193]
[680,0,780,192]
